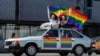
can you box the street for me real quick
[0,53,99,56]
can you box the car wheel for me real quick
[25,44,37,56]
[73,45,84,56]
[95,50,100,54]
[12,51,23,56]
[59,52,68,56]
[87,49,93,55]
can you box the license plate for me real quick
[4,46,9,48]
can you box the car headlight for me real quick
[12,40,19,46]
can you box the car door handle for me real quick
[72,40,74,41]
[56,40,59,41]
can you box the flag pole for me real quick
[47,5,50,21]
[66,8,71,25]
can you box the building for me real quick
[0,0,100,52]
[83,0,100,37]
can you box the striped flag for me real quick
[47,5,69,19]
[67,8,88,30]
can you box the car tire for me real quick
[12,51,23,56]
[87,49,93,55]
[73,45,84,56]
[59,52,68,56]
[95,50,100,54]
[25,44,37,56]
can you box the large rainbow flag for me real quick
[67,8,88,30]
[47,5,69,18]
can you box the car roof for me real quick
[47,28,75,31]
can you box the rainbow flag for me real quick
[61,38,72,48]
[67,8,88,30]
[47,6,69,18]
[43,37,57,48]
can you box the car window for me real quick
[60,29,72,37]
[96,37,100,41]
[71,30,83,38]
[32,29,47,36]
[45,29,58,37]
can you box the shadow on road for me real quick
[0,53,99,56]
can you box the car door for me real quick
[70,30,84,48]
[60,29,73,50]
[42,29,60,50]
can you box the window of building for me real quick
[0,26,5,40]
[5,24,31,39]
[20,26,30,37]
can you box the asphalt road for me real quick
[0,53,100,56]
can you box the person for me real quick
[49,13,58,23]
[12,33,15,38]
[40,13,59,29]
[49,13,59,29]
[59,15,67,28]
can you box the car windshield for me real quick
[95,37,100,41]
[31,29,47,36]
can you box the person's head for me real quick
[50,13,57,20]
[60,15,67,21]
[62,15,66,20]
[12,33,15,36]
[12,33,15,38]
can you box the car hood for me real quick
[5,36,42,41]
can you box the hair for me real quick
[50,13,57,19]
[12,33,15,38]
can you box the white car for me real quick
[4,28,91,56]
[91,36,100,54]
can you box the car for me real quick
[4,28,91,56]
[92,36,100,54]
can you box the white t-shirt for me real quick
[49,19,58,23]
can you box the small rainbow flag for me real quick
[47,5,69,18]
[61,38,72,48]
[67,8,88,30]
